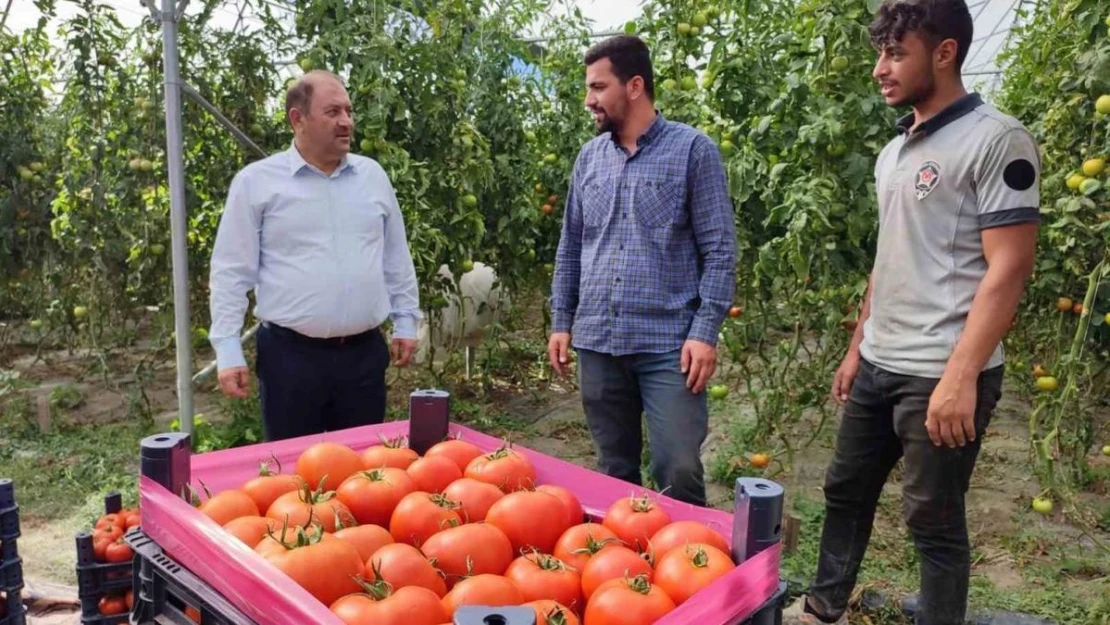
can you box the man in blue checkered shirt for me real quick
[548,35,736,506]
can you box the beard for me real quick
[592,108,622,136]
[890,69,936,108]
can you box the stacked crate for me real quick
[0,480,25,625]
[76,492,134,624]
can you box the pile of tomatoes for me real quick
[87,507,141,624]
[90,507,141,564]
[193,436,739,625]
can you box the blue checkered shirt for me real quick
[551,113,736,355]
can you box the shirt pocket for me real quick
[580,178,615,228]
[633,177,684,228]
[345,199,386,246]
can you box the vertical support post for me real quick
[408,389,451,455]
[731,477,785,564]
[161,0,195,435]
[140,433,192,501]
[732,477,786,625]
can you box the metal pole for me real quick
[161,0,195,435]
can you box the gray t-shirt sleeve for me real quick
[975,128,1042,229]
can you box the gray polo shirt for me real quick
[859,93,1041,378]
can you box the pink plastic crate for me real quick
[139,420,782,625]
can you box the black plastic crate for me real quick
[0,559,20,593]
[0,587,26,625]
[76,492,133,623]
[125,527,255,625]
[0,479,20,566]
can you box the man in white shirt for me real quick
[208,70,422,440]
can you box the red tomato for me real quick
[266,486,356,533]
[420,523,514,587]
[464,447,537,493]
[99,594,127,615]
[243,473,304,516]
[330,585,448,625]
[653,542,735,605]
[424,439,484,472]
[296,442,365,492]
[256,531,364,606]
[333,524,394,563]
[537,484,585,528]
[119,509,142,529]
[442,478,504,523]
[104,537,133,563]
[527,600,581,625]
[553,523,622,573]
[441,574,525,619]
[602,495,671,552]
[336,468,417,528]
[389,492,463,547]
[406,456,463,494]
[364,543,447,597]
[222,516,277,547]
[95,513,127,532]
[583,575,675,625]
[198,489,260,526]
[580,546,652,600]
[647,521,730,561]
[505,553,584,615]
[485,490,571,555]
[362,439,419,470]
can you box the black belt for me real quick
[260,321,380,347]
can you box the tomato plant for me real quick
[995,0,1110,494]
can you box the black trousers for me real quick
[255,322,389,441]
[806,358,1004,625]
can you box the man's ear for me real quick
[288,107,304,129]
[935,38,960,72]
[627,75,645,101]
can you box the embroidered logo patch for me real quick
[915,160,941,200]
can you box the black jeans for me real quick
[255,323,390,441]
[806,358,1004,625]
[576,348,710,506]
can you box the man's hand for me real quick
[681,340,716,394]
[548,332,572,376]
[831,351,861,404]
[926,373,978,448]
[218,366,251,399]
[391,338,416,367]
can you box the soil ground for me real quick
[2,320,1109,624]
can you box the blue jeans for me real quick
[576,348,709,506]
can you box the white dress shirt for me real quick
[208,143,422,370]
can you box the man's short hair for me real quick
[285,69,344,120]
[583,35,655,100]
[869,0,974,71]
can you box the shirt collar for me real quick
[286,141,355,177]
[896,92,983,136]
[609,110,668,148]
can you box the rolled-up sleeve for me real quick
[551,152,586,334]
[686,136,736,346]
[381,177,422,339]
[208,170,260,370]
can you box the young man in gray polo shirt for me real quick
[787,1,1040,624]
